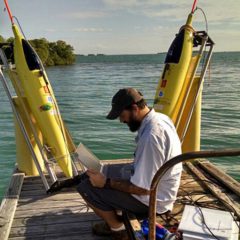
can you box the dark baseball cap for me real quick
[106,88,143,120]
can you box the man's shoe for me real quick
[111,230,130,240]
[92,222,112,236]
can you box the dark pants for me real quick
[77,174,149,218]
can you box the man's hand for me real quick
[86,169,149,195]
[86,169,106,188]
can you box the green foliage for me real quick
[30,38,75,66]
[0,36,14,63]
[45,40,76,66]
[0,36,75,66]
[29,38,49,65]
[0,35,5,43]
[6,37,14,43]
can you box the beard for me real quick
[127,120,141,132]
[122,110,142,132]
[127,117,141,132]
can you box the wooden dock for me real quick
[1,159,240,240]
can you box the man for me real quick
[77,88,182,240]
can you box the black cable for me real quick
[197,206,220,240]
[210,197,240,231]
[229,211,240,229]
[177,180,240,239]
[179,181,239,215]
[194,7,208,33]
[178,188,240,231]
[180,176,220,187]
[178,189,221,239]
[12,16,27,39]
[194,6,211,83]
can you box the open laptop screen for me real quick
[75,143,102,172]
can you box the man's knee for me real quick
[76,178,92,197]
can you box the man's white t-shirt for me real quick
[130,109,182,214]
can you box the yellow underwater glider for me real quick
[4,0,73,178]
[153,0,214,153]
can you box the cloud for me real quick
[103,0,174,8]
[152,26,163,32]
[63,11,108,19]
[140,8,187,20]
[102,1,189,23]
[103,0,139,8]
[72,27,112,32]
[45,28,57,32]
[212,28,240,37]
[103,0,240,24]
[102,0,186,13]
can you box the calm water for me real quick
[0,52,239,200]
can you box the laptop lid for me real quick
[75,143,102,172]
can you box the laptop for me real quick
[75,143,133,179]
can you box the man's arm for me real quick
[109,178,150,195]
[86,170,150,195]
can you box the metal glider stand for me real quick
[0,47,81,192]
[0,63,50,191]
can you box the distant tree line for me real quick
[0,35,75,66]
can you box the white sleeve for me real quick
[130,133,166,191]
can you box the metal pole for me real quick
[71,160,79,176]
[181,42,214,142]
[0,68,50,191]
[175,35,207,130]
[148,149,240,240]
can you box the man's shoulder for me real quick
[145,112,180,145]
[153,111,174,124]
[151,111,177,132]
[146,112,173,131]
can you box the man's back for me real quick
[130,109,182,213]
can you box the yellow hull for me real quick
[154,15,194,121]
[173,55,201,127]
[13,97,45,176]
[12,24,72,177]
[181,83,202,153]
[153,14,203,153]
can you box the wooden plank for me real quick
[178,177,208,196]
[0,172,25,240]
[180,171,195,180]
[19,189,47,197]
[9,232,110,240]
[19,173,204,197]
[178,186,206,196]
[21,184,77,193]
[177,193,218,203]
[123,212,145,240]
[52,235,110,240]
[198,160,240,197]
[14,204,93,218]
[179,179,206,190]
[21,184,46,191]
[12,212,100,227]
[7,159,240,240]
[16,199,86,211]
[18,192,81,203]
[9,220,101,238]
[186,162,240,219]
[19,188,75,197]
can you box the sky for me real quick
[0,0,239,55]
